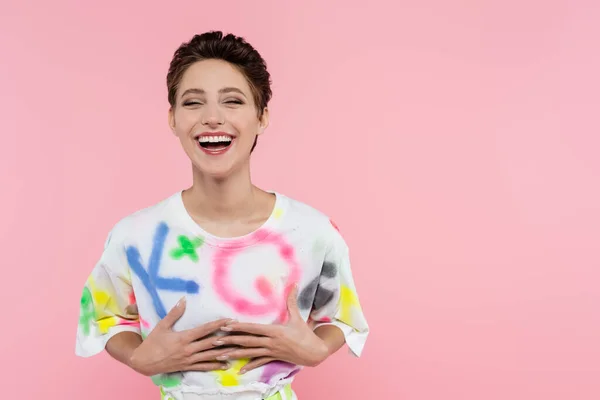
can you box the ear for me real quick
[168,107,177,136]
[257,107,269,136]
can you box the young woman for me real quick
[75,31,369,400]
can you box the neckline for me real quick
[172,190,285,249]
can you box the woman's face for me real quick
[169,59,268,179]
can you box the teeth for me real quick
[198,135,233,143]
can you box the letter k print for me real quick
[125,222,200,319]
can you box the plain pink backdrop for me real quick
[1,1,599,399]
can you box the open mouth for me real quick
[197,135,234,151]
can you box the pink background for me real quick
[2,1,599,399]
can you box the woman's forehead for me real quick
[180,59,251,93]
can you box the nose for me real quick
[201,103,224,127]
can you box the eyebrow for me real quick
[180,87,247,98]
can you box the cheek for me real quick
[229,113,260,136]
[173,112,198,135]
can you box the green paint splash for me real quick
[79,286,95,336]
[152,373,181,388]
[170,235,204,262]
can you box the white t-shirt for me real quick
[75,191,369,400]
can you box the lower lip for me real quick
[196,139,235,156]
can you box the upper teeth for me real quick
[198,135,232,143]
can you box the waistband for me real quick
[162,383,295,400]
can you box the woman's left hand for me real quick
[212,287,330,374]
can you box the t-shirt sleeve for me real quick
[308,225,370,357]
[75,228,141,358]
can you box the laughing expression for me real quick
[169,59,268,179]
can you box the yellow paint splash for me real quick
[87,277,120,333]
[214,359,250,386]
[273,207,283,220]
[339,285,361,326]
[264,384,294,400]
[160,387,174,400]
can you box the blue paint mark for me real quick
[126,222,200,319]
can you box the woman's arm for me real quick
[313,324,346,357]
[106,331,143,370]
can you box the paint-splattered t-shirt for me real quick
[75,191,369,400]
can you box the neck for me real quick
[183,163,259,222]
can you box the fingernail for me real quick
[239,369,246,374]
[221,326,232,331]
[222,363,230,370]
[226,319,237,325]
[213,340,224,346]
[217,355,230,360]
[177,297,186,306]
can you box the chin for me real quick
[182,141,250,180]
[192,160,238,180]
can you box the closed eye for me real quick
[224,99,244,105]
[183,101,202,106]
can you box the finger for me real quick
[187,334,228,353]
[182,361,231,372]
[187,347,238,365]
[183,318,233,342]
[239,357,275,374]
[158,297,186,329]
[216,347,271,360]
[221,322,276,337]
[286,285,301,320]
[212,334,271,348]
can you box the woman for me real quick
[75,31,369,400]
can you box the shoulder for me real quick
[103,192,180,248]
[278,192,348,251]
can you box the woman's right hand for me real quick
[128,298,233,376]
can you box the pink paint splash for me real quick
[139,316,151,330]
[259,361,300,384]
[255,276,274,298]
[119,319,141,328]
[329,219,340,232]
[125,290,146,329]
[213,229,301,322]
